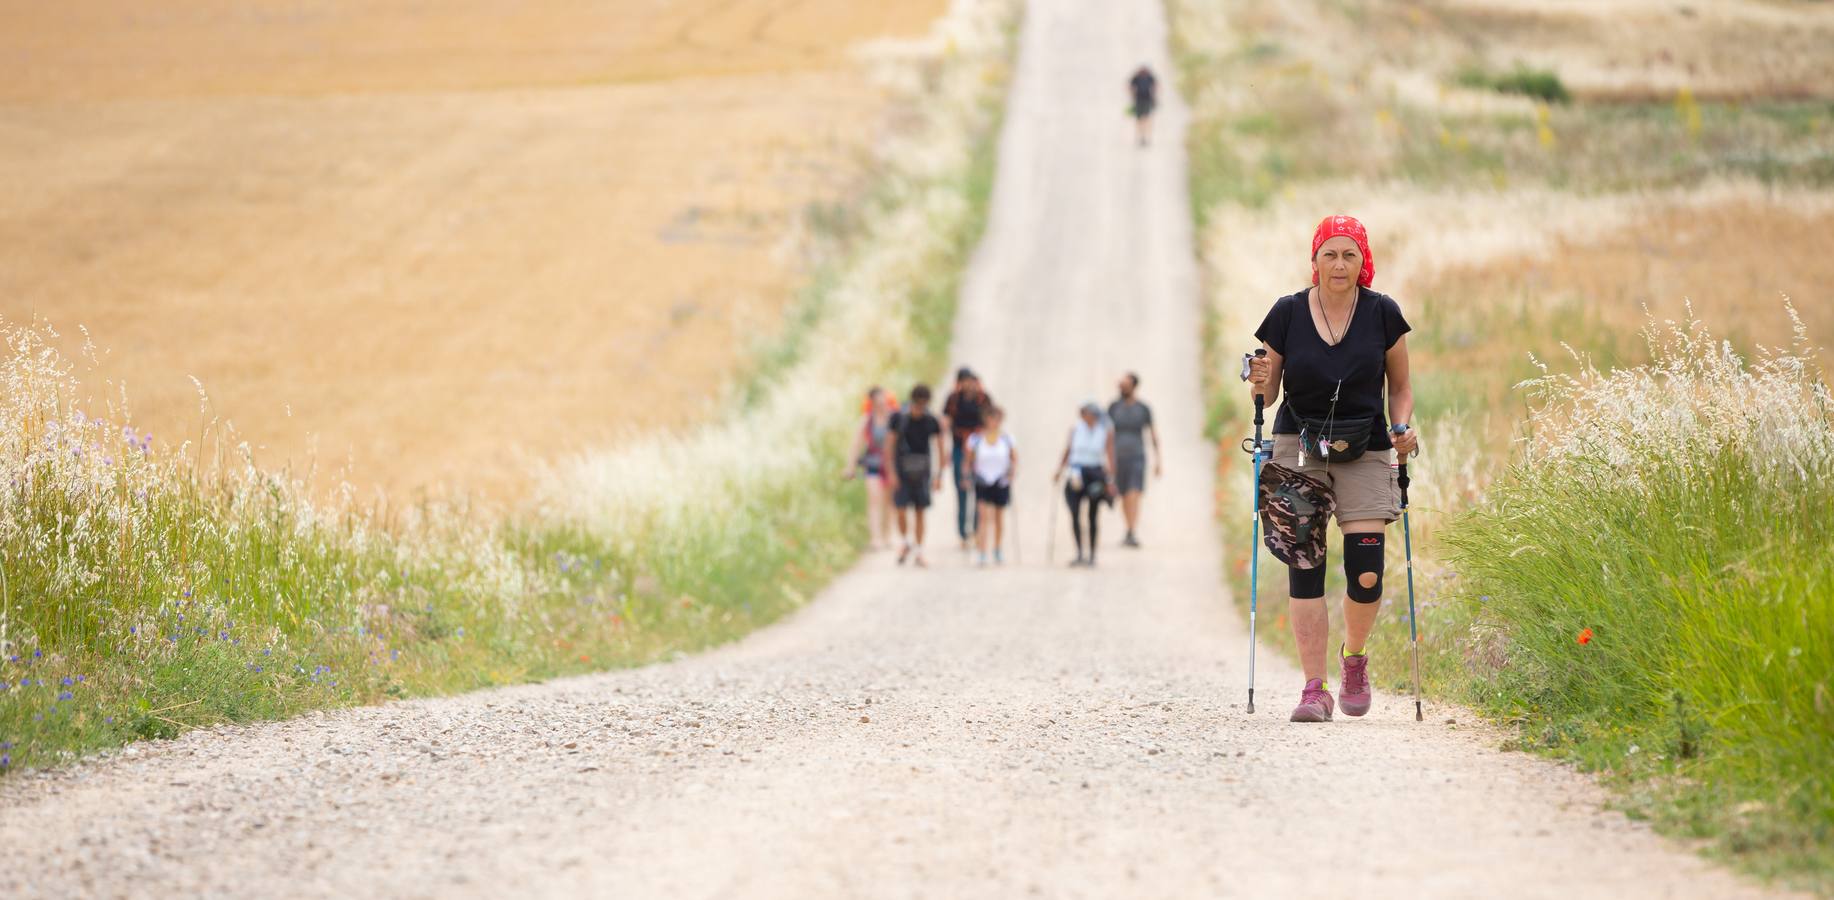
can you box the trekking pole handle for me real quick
[1391,423,1411,505]
[1244,348,1267,428]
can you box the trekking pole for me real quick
[1010,487,1023,566]
[1393,423,1423,723]
[1045,476,1060,564]
[1241,349,1269,714]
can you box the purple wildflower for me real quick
[58,691,73,701]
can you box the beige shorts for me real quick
[1270,434,1401,524]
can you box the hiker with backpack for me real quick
[1128,65,1158,147]
[884,383,948,568]
[843,385,898,551]
[943,368,995,552]
[964,406,1017,566]
[1054,401,1117,568]
[1246,214,1420,723]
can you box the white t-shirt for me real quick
[968,431,1015,485]
[1067,419,1110,469]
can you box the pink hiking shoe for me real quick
[1289,678,1334,723]
[1339,650,1372,717]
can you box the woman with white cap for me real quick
[1054,401,1116,567]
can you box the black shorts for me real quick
[974,480,1011,508]
[894,475,932,509]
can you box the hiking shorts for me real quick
[1114,452,1147,494]
[1269,434,1400,524]
[973,480,1011,508]
[894,474,933,510]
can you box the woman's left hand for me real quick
[1393,426,1420,458]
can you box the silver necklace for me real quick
[1316,289,1358,345]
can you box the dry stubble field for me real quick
[0,0,945,498]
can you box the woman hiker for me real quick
[965,406,1017,567]
[1247,214,1420,723]
[1054,401,1116,568]
[843,386,898,550]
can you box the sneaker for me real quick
[1289,678,1334,723]
[1339,649,1372,717]
[1123,532,1140,548]
[913,553,928,569]
[993,549,1004,565]
[896,544,910,566]
[977,552,988,567]
[1069,553,1086,568]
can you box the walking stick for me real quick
[1010,484,1023,566]
[1045,475,1059,564]
[1241,350,1270,714]
[1393,424,1423,722]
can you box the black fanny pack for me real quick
[1296,414,1375,464]
[897,452,932,478]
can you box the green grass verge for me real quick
[0,35,1011,775]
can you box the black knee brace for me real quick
[1288,564,1326,600]
[1344,532,1385,603]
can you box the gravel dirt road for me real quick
[0,1,1789,897]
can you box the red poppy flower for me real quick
[1576,628,1594,645]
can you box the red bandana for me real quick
[1310,215,1375,288]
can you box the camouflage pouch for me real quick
[1258,462,1334,569]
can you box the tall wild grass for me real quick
[1444,314,1833,874]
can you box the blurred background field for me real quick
[0,0,1016,777]
[1172,0,1833,888]
[0,0,945,499]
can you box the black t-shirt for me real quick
[889,410,943,458]
[943,390,991,445]
[1130,70,1156,104]
[1253,287,1411,450]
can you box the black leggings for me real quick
[1064,472,1106,559]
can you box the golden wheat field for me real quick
[0,0,945,499]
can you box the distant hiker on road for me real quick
[844,386,898,551]
[943,368,994,552]
[1128,65,1158,146]
[965,406,1016,566]
[1055,401,1116,568]
[1247,214,1419,723]
[886,383,948,568]
[1108,372,1160,547]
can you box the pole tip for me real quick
[1415,701,1424,722]
[1246,689,1256,715]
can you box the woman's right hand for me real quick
[1248,354,1272,385]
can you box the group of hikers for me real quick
[850,212,1422,725]
[845,370,1159,570]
